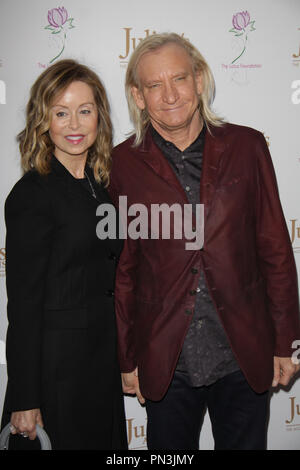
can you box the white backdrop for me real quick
[0,0,300,450]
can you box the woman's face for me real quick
[49,80,98,162]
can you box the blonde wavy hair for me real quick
[125,32,224,146]
[18,59,113,186]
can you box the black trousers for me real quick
[145,370,270,450]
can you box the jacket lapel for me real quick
[200,125,227,222]
[138,126,227,219]
[138,129,191,203]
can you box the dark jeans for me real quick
[145,370,269,450]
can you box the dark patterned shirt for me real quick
[151,125,239,387]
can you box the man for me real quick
[109,33,300,450]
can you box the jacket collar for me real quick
[138,128,188,201]
[138,124,227,220]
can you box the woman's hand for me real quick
[10,409,44,440]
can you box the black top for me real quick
[2,156,127,449]
[151,125,239,386]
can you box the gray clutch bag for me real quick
[0,423,52,450]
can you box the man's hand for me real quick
[272,356,300,387]
[121,367,145,404]
[10,408,44,440]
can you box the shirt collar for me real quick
[150,123,206,154]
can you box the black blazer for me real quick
[2,156,127,449]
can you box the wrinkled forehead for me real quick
[135,42,194,82]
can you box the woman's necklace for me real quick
[84,170,97,199]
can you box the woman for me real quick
[1,60,127,450]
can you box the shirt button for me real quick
[185,186,191,192]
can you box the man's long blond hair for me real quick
[125,33,224,146]
[18,59,113,186]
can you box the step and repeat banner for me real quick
[0,0,300,450]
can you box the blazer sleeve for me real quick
[254,132,300,357]
[109,172,139,373]
[5,175,54,412]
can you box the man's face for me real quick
[132,43,202,137]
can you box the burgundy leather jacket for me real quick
[109,123,300,401]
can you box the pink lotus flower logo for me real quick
[48,7,68,28]
[232,11,251,31]
[45,7,75,63]
[229,11,256,64]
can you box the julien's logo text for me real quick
[0,248,6,273]
[286,396,300,425]
[126,418,146,447]
[119,28,185,62]
[290,219,300,245]
[119,28,156,61]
